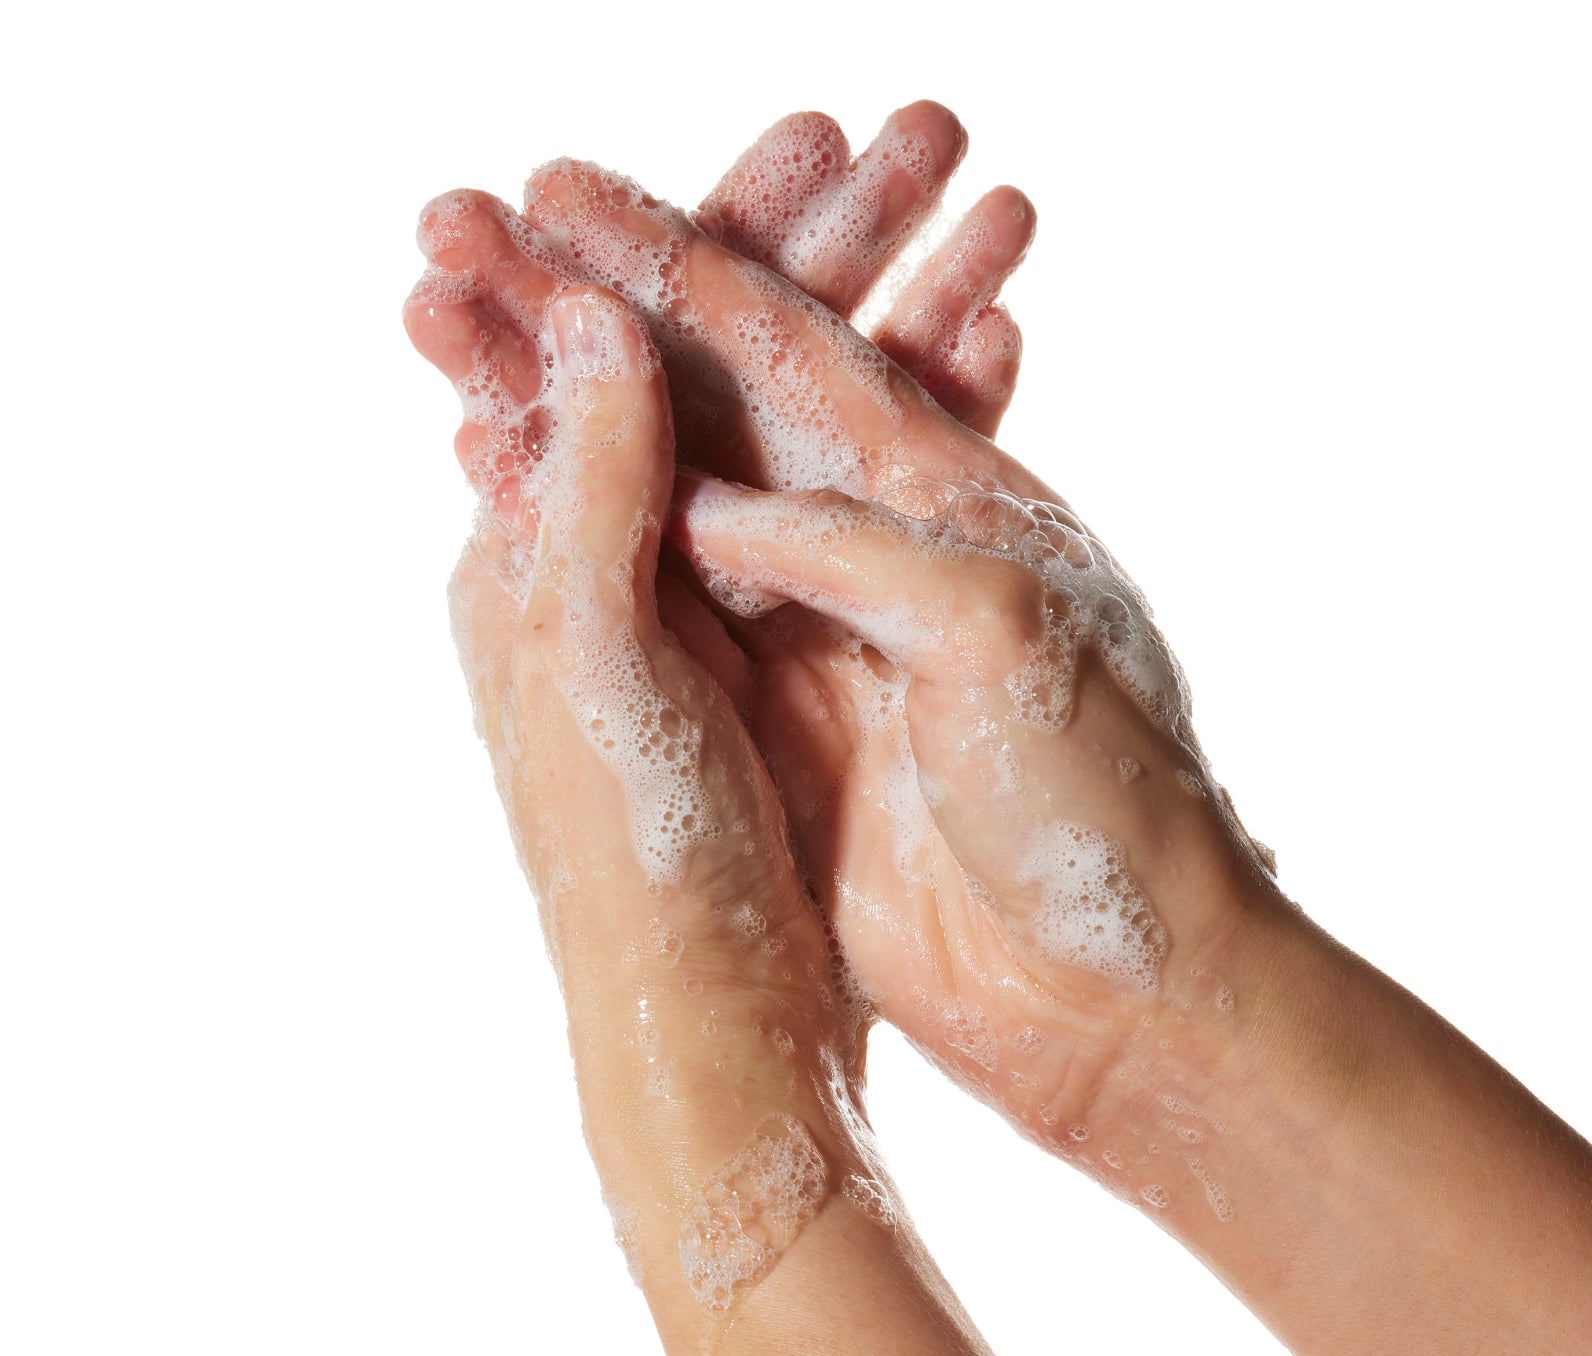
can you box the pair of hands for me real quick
[405,102,1276,1332]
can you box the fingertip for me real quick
[417,188,511,270]
[548,284,659,387]
[403,295,480,380]
[941,305,1023,437]
[521,157,577,221]
[697,110,851,263]
[668,466,741,541]
[890,100,969,174]
[980,184,1038,254]
[776,108,847,141]
[524,157,659,225]
[752,108,849,164]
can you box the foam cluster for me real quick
[913,987,1000,1072]
[893,481,1192,741]
[841,1173,897,1230]
[677,1114,828,1314]
[1016,822,1166,993]
[556,560,720,885]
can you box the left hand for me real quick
[449,282,867,1334]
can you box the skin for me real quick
[447,290,989,1353]
[407,107,1592,1353]
[415,105,1024,1355]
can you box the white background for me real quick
[3,2,1589,1351]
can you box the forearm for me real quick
[1073,880,1592,1353]
[568,1008,991,1354]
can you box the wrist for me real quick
[1052,877,1592,1352]
[550,888,883,1338]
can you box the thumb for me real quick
[528,285,674,632]
[514,288,725,888]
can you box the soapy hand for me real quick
[408,107,1592,1355]
[448,283,878,1333]
[668,466,1278,1154]
[409,104,1277,1162]
[411,109,1031,1349]
[403,100,1030,529]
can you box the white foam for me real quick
[1016,823,1166,993]
[555,565,720,885]
[1140,1184,1172,1210]
[914,987,998,1072]
[840,1173,898,1230]
[1185,1157,1233,1222]
[677,1114,828,1314]
[600,1186,644,1287]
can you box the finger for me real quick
[417,188,575,326]
[784,100,970,317]
[525,156,1030,498]
[522,285,673,631]
[515,291,820,900]
[874,185,1033,360]
[410,190,591,529]
[403,293,553,522]
[917,303,1024,439]
[696,110,850,267]
[667,470,1047,686]
[872,185,1033,432]
[513,287,732,887]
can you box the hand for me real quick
[412,113,1592,1354]
[449,285,988,1353]
[592,172,1592,1353]
[669,466,1274,1153]
[403,100,1032,530]
[409,108,1023,1352]
[405,105,1121,1134]
[407,131,1272,1147]
[695,104,1029,438]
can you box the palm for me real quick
[737,607,1160,1136]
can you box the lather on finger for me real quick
[667,469,1048,686]
[699,101,969,319]
[873,184,1034,437]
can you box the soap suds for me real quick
[677,1114,828,1314]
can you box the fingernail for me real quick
[552,294,603,375]
[522,160,575,223]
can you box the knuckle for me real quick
[953,557,1048,673]
[792,487,857,516]
[776,487,860,537]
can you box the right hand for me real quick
[670,469,1282,1154]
